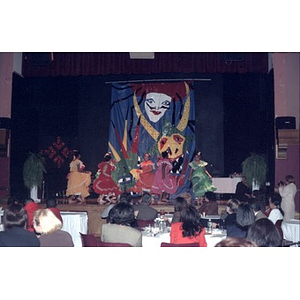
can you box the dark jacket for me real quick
[0,227,40,247]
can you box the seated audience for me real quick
[0,204,40,247]
[170,196,189,223]
[198,191,219,216]
[249,198,267,221]
[45,198,63,223]
[268,193,284,225]
[246,218,281,247]
[170,205,207,247]
[234,203,255,237]
[101,202,142,247]
[33,208,74,247]
[24,199,39,232]
[215,237,257,247]
[133,192,158,221]
[223,198,240,236]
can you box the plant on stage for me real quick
[23,152,47,190]
[241,153,267,189]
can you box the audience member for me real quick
[246,218,281,247]
[7,195,22,206]
[133,192,158,221]
[170,205,207,246]
[101,202,142,246]
[215,237,257,247]
[235,176,252,202]
[171,196,189,223]
[235,203,255,237]
[278,175,297,221]
[223,198,239,234]
[45,198,63,223]
[249,198,267,221]
[24,200,39,232]
[0,204,40,247]
[268,193,284,225]
[198,191,219,216]
[33,208,74,247]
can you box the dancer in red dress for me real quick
[93,153,122,204]
[151,150,178,202]
[131,153,155,194]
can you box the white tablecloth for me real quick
[205,229,227,247]
[61,211,88,247]
[281,219,300,243]
[212,177,242,194]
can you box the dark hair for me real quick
[104,152,112,161]
[204,191,216,202]
[73,150,80,158]
[180,205,204,238]
[249,198,263,212]
[285,175,295,184]
[119,192,132,204]
[46,198,57,208]
[236,203,255,227]
[215,237,257,247]
[141,192,151,204]
[162,151,169,159]
[269,193,284,216]
[7,196,20,206]
[247,218,281,247]
[3,204,28,229]
[109,202,135,226]
[174,197,188,212]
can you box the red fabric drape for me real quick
[22,52,268,77]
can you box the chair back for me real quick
[136,219,155,228]
[98,241,132,247]
[80,233,100,247]
[160,242,199,247]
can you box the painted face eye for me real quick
[161,100,171,107]
[159,137,168,150]
[173,134,184,144]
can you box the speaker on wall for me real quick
[275,116,296,129]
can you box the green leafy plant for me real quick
[23,152,47,190]
[241,153,267,188]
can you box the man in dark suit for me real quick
[133,192,158,221]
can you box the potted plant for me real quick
[241,153,267,191]
[23,152,47,202]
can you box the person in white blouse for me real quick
[278,175,297,221]
[268,193,284,225]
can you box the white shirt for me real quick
[268,208,283,224]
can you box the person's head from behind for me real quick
[174,197,188,212]
[180,205,203,237]
[247,218,281,247]
[269,193,282,209]
[33,208,62,234]
[46,198,57,208]
[3,204,28,229]
[118,192,132,204]
[73,150,81,159]
[215,237,257,247]
[7,196,20,206]
[204,191,216,202]
[285,175,295,184]
[141,192,152,205]
[103,152,112,162]
[226,198,240,214]
[109,202,135,226]
[249,198,263,213]
[236,203,255,227]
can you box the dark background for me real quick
[10,68,274,199]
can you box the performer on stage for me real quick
[189,151,216,204]
[66,150,91,204]
[130,153,155,194]
[151,150,178,202]
[92,152,122,204]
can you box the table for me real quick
[141,228,226,247]
[212,177,242,194]
[281,219,300,243]
[61,211,88,247]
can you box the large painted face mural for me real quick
[108,81,195,195]
[144,92,172,123]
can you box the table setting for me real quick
[281,219,300,243]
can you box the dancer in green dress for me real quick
[189,151,216,203]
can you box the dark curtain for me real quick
[22,52,269,77]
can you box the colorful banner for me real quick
[108,81,195,198]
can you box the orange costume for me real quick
[131,159,155,193]
[66,158,91,198]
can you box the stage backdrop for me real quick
[108,81,196,198]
